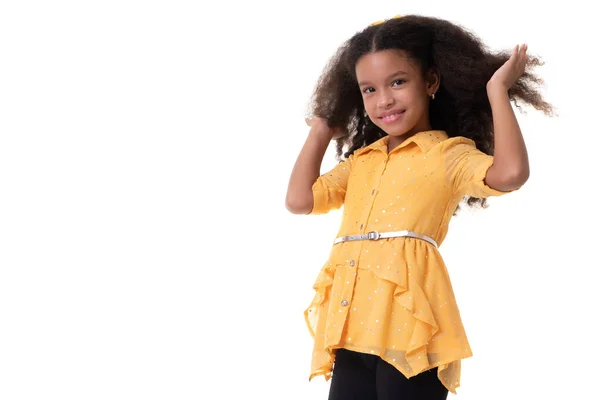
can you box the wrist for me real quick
[308,126,335,142]
[486,79,509,95]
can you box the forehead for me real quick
[355,49,419,81]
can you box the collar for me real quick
[355,130,448,156]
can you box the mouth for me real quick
[379,110,406,124]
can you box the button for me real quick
[371,189,375,195]
[360,223,364,229]
[349,260,355,266]
[341,300,349,306]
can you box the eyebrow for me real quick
[358,70,408,87]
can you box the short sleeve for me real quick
[309,154,354,215]
[442,137,516,198]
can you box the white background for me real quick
[1,1,598,399]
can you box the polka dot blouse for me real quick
[305,130,513,394]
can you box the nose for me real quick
[377,89,394,108]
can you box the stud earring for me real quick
[431,93,436,100]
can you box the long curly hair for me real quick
[307,14,554,209]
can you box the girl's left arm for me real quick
[484,44,530,192]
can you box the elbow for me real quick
[285,194,313,215]
[510,165,530,187]
[486,163,530,192]
[518,168,530,186]
[501,167,530,191]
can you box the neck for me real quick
[387,123,432,152]
[387,132,414,152]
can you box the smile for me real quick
[380,110,405,123]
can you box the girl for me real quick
[285,14,553,400]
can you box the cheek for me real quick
[363,98,379,119]
[403,90,427,110]
[415,95,430,112]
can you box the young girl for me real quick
[285,14,553,400]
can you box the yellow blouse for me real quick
[305,130,513,394]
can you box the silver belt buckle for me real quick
[367,231,380,240]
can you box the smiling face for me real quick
[356,49,439,147]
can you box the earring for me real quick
[430,93,436,100]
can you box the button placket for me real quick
[331,151,388,347]
[330,265,356,345]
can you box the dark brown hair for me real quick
[308,14,554,209]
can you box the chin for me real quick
[380,126,411,137]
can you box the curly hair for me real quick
[307,14,554,209]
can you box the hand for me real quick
[488,43,528,92]
[305,117,348,140]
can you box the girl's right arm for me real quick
[285,118,340,214]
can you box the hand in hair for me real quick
[305,116,348,140]
[488,44,529,91]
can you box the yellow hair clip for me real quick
[370,14,403,26]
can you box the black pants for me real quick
[328,349,448,400]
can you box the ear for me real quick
[426,67,440,96]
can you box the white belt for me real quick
[333,230,438,248]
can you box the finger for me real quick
[519,43,527,59]
[519,43,528,66]
[509,44,519,63]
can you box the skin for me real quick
[286,44,530,214]
[355,49,439,153]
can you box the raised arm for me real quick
[484,44,531,192]
[285,117,345,214]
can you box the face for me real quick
[356,49,438,141]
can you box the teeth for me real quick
[383,113,400,120]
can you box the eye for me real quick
[392,79,406,86]
[362,87,375,94]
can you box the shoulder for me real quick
[345,146,373,161]
[352,146,375,159]
[440,136,477,148]
[437,136,481,157]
